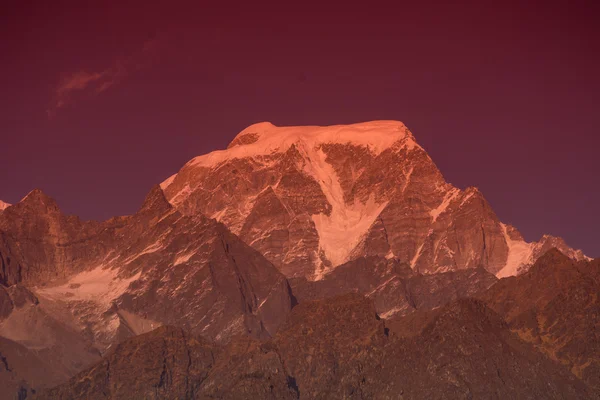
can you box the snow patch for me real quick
[496,223,534,278]
[36,266,141,308]
[379,307,403,319]
[366,276,398,297]
[210,208,228,222]
[138,240,164,256]
[174,251,194,266]
[122,239,166,264]
[309,144,388,270]
[459,191,476,207]
[430,187,460,223]
[400,166,415,193]
[410,242,426,269]
[215,315,245,342]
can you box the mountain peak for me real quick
[0,200,10,211]
[227,121,276,148]
[21,188,50,200]
[535,247,572,264]
[16,189,60,212]
[160,121,587,280]
[527,248,575,277]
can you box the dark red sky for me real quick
[1,1,599,257]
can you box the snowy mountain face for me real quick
[0,200,9,211]
[161,121,587,280]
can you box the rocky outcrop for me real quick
[0,281,102,396]
[0,335,66,400]
[0,284,38,321]
[0,285,12,321]
[38,326,217,400]
[370,298,590,399]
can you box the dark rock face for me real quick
[39,326,217,400]
[0,285,12,320]
[272,294,388,399]
[198,336,298,399]
[368,299,590,399]
[481,249,600,393]
[37,325,298,400]
[290,256,498,319]
[37,294,592,399]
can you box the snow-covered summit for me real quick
[159,120,587,281]
[185,120,418,169]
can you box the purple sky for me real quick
[1,1,599,257]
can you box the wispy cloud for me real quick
[47,38,161,117]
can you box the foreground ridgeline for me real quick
[0,121,596,399]
[37,285,594,399]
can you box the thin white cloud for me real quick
[47,38,161,117]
